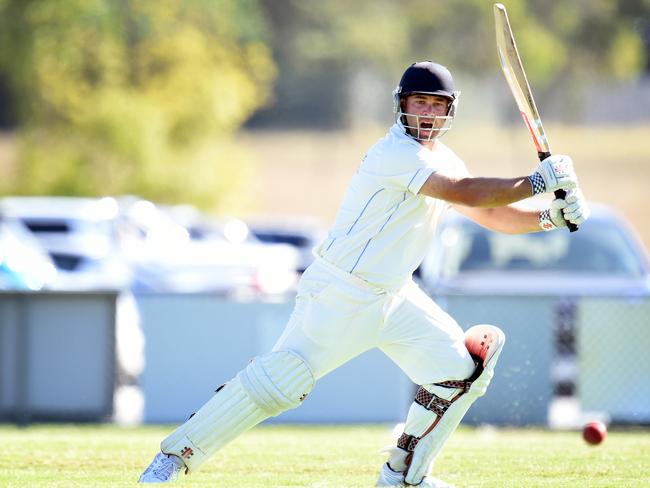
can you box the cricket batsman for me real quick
[139,61,590,486]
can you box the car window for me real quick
[23,221,71,233]
[252,232,311,247]
[438,219,644,278]
[22,218,114,237]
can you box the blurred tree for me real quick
[0,0,276,210]
[250,0,649,128]
[0,75,15,129]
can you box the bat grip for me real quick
[539,151,578,232]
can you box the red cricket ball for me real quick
[582,421,607,445]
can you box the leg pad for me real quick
[238,350,314,415]
[161,350,314,473]
[401,325,505,485]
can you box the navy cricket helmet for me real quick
[393,61,460,141]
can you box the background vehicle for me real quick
[247,219,326,273]
[0,197,131,291]
[0,216,57,290]
[419,203,650,298]
[0,196,300,297]
[120,199,300,297]
[418,202,650,408]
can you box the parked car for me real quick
[418,202,650,399]
[419,203,650,297]
[120,199,299,297]
[0,216,57,290]
[0,196,132,291]
[247,219,327,273]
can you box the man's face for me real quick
[402,94,451,141]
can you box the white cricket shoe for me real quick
[376,462,455,488]
[138,451,185,483]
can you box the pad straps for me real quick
[398,382,472,453]
[415,386,454,416]
[397,432,419,452]
[417,380,472,413]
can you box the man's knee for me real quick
[395,325,506,485]
[238,349,315,416]
[464,324,506,368]
[463,324,506,397]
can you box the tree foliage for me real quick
[0,0,275,210]
[263,0,648,83]
[253,0,649,127]
[0,0,648,201]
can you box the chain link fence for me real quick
[576,297,650,424]
[439,293,650,427]
[2,290,648,426]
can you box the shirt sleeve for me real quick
[368,142,439,194]
[406,165,436,194]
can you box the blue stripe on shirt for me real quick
[323,188,385,254]
[349,192,407,273]
[406,168,422,192]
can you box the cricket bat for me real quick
[494,3,578,232]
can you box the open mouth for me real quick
[419,122,434,130]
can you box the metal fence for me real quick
[0,291,119,424]
[576,297,650,424]
[439,293,650,426]
[1,291,648,426]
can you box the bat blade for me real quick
[494,3,550,156]
[493,3,578,232]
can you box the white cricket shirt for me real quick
[314,123,468,290]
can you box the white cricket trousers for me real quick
[273,258,475,385]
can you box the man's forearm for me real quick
[454,176,533,207]
[421,175,532,207]
[453,204,543,234]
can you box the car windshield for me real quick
[253,231,311,247]
[22,218,113,237]
[438,218,645,279]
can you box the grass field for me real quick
[1,424,649,487]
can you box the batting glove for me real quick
[528,154,578,195]
[539,188,590,231]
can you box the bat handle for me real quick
[538,152,578,233]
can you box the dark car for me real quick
[419,203,650,298]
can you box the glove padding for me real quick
[529,154,578,195]
[540,188,590,231]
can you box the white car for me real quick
[248,220,327,274]
[0,216,57,290]
[120,199,299,297]
[0,196,132,291]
